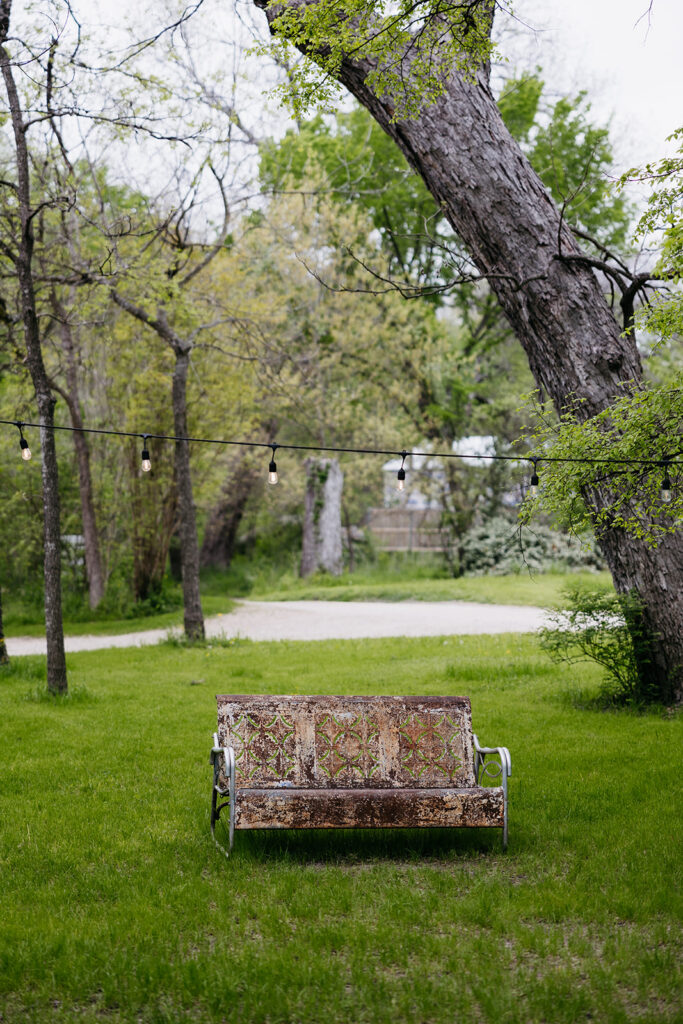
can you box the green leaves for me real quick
[540,587,666,706]
[520,379,683,545]
[622,127,683,341]
[497,71,543,143]
[257,0,503,121]
[499,80,634,251]
[259,106,454,289]
[517,130,683,545]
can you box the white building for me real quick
[381,436,500,509]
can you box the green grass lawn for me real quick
[249,568,613,607]
[1,635,680,1023]
[3,594,235,639]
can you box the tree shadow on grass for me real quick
[222,825,505,866]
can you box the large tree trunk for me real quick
[255,2,683,702]
[172,348,205,639]
[1,23,67,694]
[51,292,105,609]
[200,455,261,569]
[300,458,344,577]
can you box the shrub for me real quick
[540,587,661,706]
[458,516,603,576]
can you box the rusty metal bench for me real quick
[210,695,511,856]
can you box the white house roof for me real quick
[382,436,498,472]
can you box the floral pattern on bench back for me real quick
[216,695,476,789]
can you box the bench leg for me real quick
[503,792,508,852]
[210,740,235,860]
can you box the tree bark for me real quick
[129,440,177,602]
[200,456,261,569]
[1,12,67,693]
[51,292,105,609]
[172,348,205,639]
[111,292,205,640]
[300,458,344,577]
[255,2,683,701]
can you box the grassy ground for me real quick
[3,594,235,639]
[3,562,614,639]
[0,634,680,1023]
[248,567,613,606]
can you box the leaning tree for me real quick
[251,0,683,702]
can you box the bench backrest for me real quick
[216,695,476,790]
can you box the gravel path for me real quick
[5,599,547,657]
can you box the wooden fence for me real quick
[365,508,445,552]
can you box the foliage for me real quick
[495,71,543,142]
[256,79,636,543]
[257,0,503,120]
[260,108,457,291]
[0,636,680,1022]
[0,0,267,633]
[457,516,603,576]
[499,78,633,251]
[256,75,635,552]
[260,77,632,298]
[623,125,683,341]
[522,128,683,544]
[529,95,632,250]
[520,380,683,545]
[0,0,660,634]
[540,587,664,707]
[624,127,683,279]
[236,186,446,514]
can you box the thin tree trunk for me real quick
[0,587,9,666]
[129,441,177,602]
[172,348,205,639]
[200,456,261,569]
[51,292,105,609]
[1,17,67,693]
[255,2,683,701]
[343,502,354,574]
[111,293,205,640]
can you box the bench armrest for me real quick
[210,733,236,855]
[473,734,511,850]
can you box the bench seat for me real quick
[234,786,505,830]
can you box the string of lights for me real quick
[1,416,679,503]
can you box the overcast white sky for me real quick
[508,0,683,170]
[18,0,683,185]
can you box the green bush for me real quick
[458,516,603,576]
[540,587,661,706]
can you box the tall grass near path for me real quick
[0,635,680,1023]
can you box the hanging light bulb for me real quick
[141,436,151,473]
[661,465,672,504]
[397,450,407,492]
[529,460,539,496]
[268,445,278,485]
[16,423,31,461]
